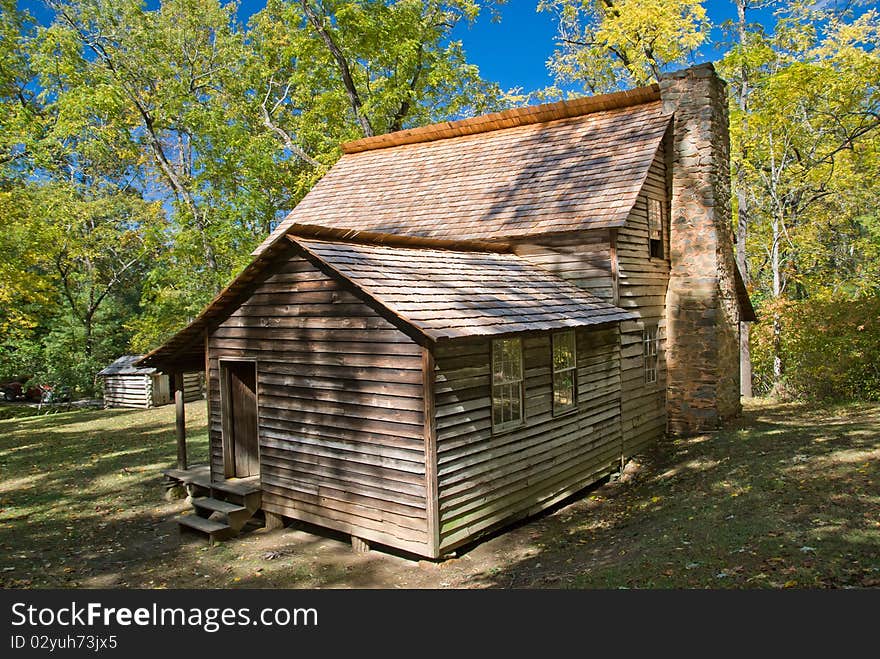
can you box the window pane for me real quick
[644,326,659,384]
[492,339,524,430]
[648,198,662,239]
[493,338,523,383]
[508,339,522,380]
[509,385,521,423]
[552,331,577,414]
[553,371,575,411]
[553,331,575,371]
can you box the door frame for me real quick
[218,358,260,479]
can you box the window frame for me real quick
[644,325,659,385]
[491,337,525,433]
[647,197,666,260]
[551,330,578,416]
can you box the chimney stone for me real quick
[660,63,742,434]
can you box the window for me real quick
[552,331,577,415]
[492,337,524,431]
[647,197,665,259]
[644,325,659,385]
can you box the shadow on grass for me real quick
[2,399,878,589]
[0,402,210,588]
[459,400,880,589]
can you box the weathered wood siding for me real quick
[511,230,614,303]
[103,375,151,408]
[206,248,429,555]
[433,327,621,553]
[510,140,671,458]
[180,372,203,403]
[616,142,670,456]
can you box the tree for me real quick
[249,0,508,140]
[0,2,56,383]
[539,0,710,92]
[0,0,510,374]
[728,3,880,391]
[717,0,775,397]
[45,0,251,282]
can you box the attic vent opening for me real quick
[648,197,665,259]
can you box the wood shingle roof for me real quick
[254,94,671,255]
[97,355,156,376]
[293,238,635,340]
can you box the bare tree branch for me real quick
[298,0,374,137]
[260,80,321,167]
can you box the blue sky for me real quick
[21,0,779,93]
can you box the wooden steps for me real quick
[164,466,263,543]
[193,496,246,515]
[176,513,233,543]
[192,497,253,533]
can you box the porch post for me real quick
[174,372,187,470]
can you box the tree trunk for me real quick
[771,213,783,392]
[83,312,94,358]
[738,201,753,397]
[735,0,753,398]
[298,0,374,138]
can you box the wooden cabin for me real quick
[139,64,755,557]
[97,355,202,409]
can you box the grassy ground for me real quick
[0,399,877,589]
[0,403,209,588]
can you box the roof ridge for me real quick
[341,84,661,154]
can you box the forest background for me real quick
[1,0,878,401]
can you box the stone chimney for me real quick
[660,63,742,434]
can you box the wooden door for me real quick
[222,361,259,478]
[153,374,171,406]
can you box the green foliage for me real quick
[751,296,880,401]
[722,4,880,299]
[0,0,508,385]
[3,0,878,404]
[716,3,880,400]
[539,0,709,92]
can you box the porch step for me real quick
[175,514,232,542]
[191,497,254,533]
[192,497,247,516]
[210,479,261,514]
[211,477,261,497]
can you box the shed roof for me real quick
[253,87,670,255]
[97,355,157,377]
[734,264,758,322]
[294,238,636,340]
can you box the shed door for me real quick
[222,361,259,478]
[153,374,171,406]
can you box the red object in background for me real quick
[25,385,46,402]
[1,381,23,401]
[0,378,60,403]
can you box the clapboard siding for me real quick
[206,249,429,552]
[617,143,670,456]
[433,327,622,553]
[511,230,614,302]
[180,372,203,403]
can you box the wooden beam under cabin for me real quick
[174,372,187,470]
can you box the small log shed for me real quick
[97,355,202,411]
